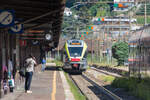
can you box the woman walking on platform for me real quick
[24,54,37,93]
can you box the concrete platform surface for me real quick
[1,67,73,100]
[46,63,56,67]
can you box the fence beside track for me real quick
[129,24,150,77]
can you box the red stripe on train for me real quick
[71,58,80,62]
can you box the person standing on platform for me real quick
[24,54,37,93]
[8,57,15,92]
[8,57,13,78]
[41,58,46,72]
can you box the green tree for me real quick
[95,3,111,17]
[96,8,107,17]
[112,42,129,66]
[77,6,91,19]
[89,5,97,16]
[136,3,150,15]
[66,0,75,8]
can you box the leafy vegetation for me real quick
[53,60,63,66]
[112,42,129,66]
[66,0,75,8]
[87,53,118,67]
[98,75,115,83]
[135,3,150,25]
[136,16,150,25]
[136,3,150,15]
[66,0,113,17]
[63,0,114,38]
[112,77,150,100]
[46,59,63,66]
[64,72,86,100]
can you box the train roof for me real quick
[67,39,85,42]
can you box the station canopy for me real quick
[0,0,66,48]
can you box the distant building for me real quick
[114,0,135,12]
[103,16,137,38]
[64,8,72,16]
[92,16,140,41]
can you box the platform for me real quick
[1,65,74,100]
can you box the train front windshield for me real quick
[68,47,83,57]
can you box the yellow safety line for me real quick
[51,71,57,100]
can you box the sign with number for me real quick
[0,10,15,27]
[9,20,24,34]
[71,43,81,45]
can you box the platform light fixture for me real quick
[45,34,52,40]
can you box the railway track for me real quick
[90,67,122,77]
[86,67,141,100]
[83,72,123,100]
[91,65,129,77]
[69,73,123,100]
[69,75,89,100]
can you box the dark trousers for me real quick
[25,72,33,91]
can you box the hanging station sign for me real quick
[0,10,15,27]
[9,20,24,34]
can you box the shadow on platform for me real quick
[45,66,62,71]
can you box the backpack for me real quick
[19,67,26,77]
[42,59,46,64]
[19,58,30,77]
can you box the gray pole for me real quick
[97,36,99,62]
[129,12,132,77]
[145,0,147,25]
[91,38,93,64]
[58,45,59,59]
[98,34,101,62]
[119,16,121,41]
[77,27,79,38]
[103,26,105,58]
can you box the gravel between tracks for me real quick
[71,75,100,100]
[86,69,142,100]
[71,74,115,100]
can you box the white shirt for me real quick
[25,58,36,72]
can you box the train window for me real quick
[68,47,83,57]
[72,40,79,43]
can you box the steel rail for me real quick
[91,67,122,77]
[68,74,89,100]
[82,73,123,100]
